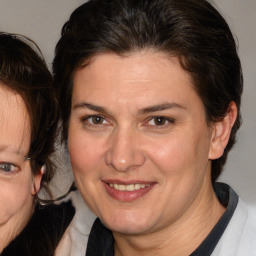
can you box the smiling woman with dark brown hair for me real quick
[0,33,75,256]
[53,0,256,255]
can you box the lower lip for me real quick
[103,182,155,202]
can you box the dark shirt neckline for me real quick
[86,182,238,256]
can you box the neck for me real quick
[113,182,225,256]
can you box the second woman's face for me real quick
[0,85,41,232]
[68,51,216,235]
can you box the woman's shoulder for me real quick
[212,197,256,255]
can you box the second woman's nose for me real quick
[105,127,146,172]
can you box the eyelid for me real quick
[83,114,105,121]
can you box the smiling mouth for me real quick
[103,181,155,202]
[109,183,151,192]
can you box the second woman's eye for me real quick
[147,116,174,126]
[89,116,105,124]
[0,163,19,173]
[82,115,109,126]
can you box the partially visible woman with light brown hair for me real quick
[0,33,75,256]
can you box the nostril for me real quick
[105,150,146,172]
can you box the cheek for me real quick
[148,131,210,178]
[149,136,192,172]
[0,179,32,224]
[68,134,105,212]
[68,133,102,177]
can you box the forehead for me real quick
[72,51,202,110]
[76,51,192,85]
[0,84,31,156]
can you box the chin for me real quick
[101,210,154,235]
[107,222,150,235]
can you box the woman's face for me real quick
[68,51,219,235]
[0,85,42,231]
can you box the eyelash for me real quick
[0,162,20,174]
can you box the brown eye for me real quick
[91,116,104,124]
[147,116,174,127]
[82,115,108,126]
[153,117,167,126]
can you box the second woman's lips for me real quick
[102,180,156,202]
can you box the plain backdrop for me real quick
[0,0,255,203]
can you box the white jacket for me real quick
[212,198,256,256]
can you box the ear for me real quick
[208,102,237,160]
[31,165,44,195]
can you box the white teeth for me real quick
[109,183,151,191]
[126,184,134,191]
[134,184,140,190]
[119,185,126,191]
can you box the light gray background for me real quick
[0,0,255,202]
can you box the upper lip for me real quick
[102,179,155,185]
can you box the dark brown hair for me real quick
[53,0,243,181]
[0,33,59,193]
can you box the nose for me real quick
[105,127,146,172]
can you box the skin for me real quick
[68,51,237,255]
[0,85,42,252]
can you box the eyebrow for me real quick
[73,102,185,115]
[0,146,26,157]
[139,103,186,114]
[73,102,109,115]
